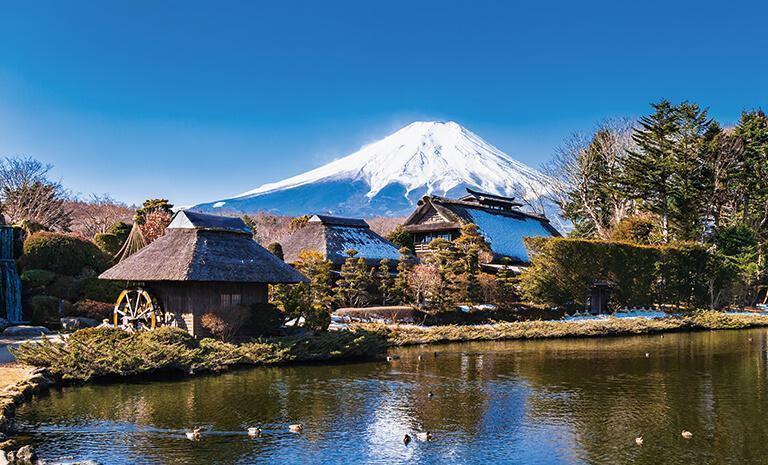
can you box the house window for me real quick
[220,294,242,306]
[420,232,452,244]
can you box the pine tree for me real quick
[453,224,489,304]
[425,238,461,310]
[333,250,373,308]
[495,257,518,308]
[294,250,333,330]
[393,247,414,304]
[377,258,395,305]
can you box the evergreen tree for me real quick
[393,247,414,304]
[621,100,713,241]
[621,100,679,241]
[386,225,414,252]
[333,249,373,308]
[377,258,395,305]
[733,110,768,233]
[495,257,518,308]
[266,242,284,260]
[134,199,174,225]
[453,224,487,303]
[425,238,461,310]
[293,250,333,330]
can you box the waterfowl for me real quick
[386,355,400,362]
[682,430,693,439]
[185,427,202,441]
[247,426,262,437]
[645,353,650,358]
[416,431,433,442]
[635,436,643,446]
[289,424,304,433]
[403,434,412,445]
[427,391,434,398]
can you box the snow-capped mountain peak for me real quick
[194,121,561,227]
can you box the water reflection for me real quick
[16,329,768,464]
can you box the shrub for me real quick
[266,243,284,260]
[29,295,65,327]
[93,233,123,257]
[70,299,114,321]
[610,214,659,244]
[20,269,57,288]
[23,232,110,276]
[81,277,123,303]
[201,305,251,341]
[519,237,718,309]
[243,302,284,336]
[48,275,82,301]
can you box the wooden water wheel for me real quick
[113,288,163,331]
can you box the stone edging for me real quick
[0,367,57,464]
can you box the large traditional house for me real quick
[281,214,402,268]
[402,189,560,268]
[100,210,307,338]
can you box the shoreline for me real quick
[3,310,768,459]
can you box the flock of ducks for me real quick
[185,422,434,445]
[635,430,693,446]
[185,424,304,441]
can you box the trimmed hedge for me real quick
[519,238,722,309]
[23,232,110,276]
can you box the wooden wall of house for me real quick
[148,281,268,337]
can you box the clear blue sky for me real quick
[0,0,766,207]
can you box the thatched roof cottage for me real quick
[281,215,401,268]
[402,188,560,267]
[100,210,306,337]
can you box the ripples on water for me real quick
[15,328,768,464]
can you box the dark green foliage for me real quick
[81,277,123,303]
[134,199,173,225]
[519,237,721,309]
[386,225,413,252]
[48,275,82,301]
[242,214,258,239]
[392,247,414,305]
[29,295,64,326]
[23,232,110,276]
[20,269,57,288]
[495,258,518,308]
[93,233,122,257]
[333,249,373,308]
[12,326,386,381]
[377,259,395,305]
[266,242,284,260]
[243,302,284,337]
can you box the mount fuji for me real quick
[193,121,565,229]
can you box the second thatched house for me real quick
[280,215,402,268]
[99,210,307,337]
[402,188,560,269]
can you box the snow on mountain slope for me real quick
[193,121,565,230]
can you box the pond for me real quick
[15,328,768,464]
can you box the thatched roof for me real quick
[402,189,560,264]
[100,211,307,283]
[281,214,401,266]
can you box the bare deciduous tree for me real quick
[67,194,134,238]
[0,156,72,230]
[544,118,635,238]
